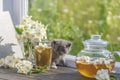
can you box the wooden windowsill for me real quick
[0,66,119,80]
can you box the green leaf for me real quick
[110,75,117,80]
[15,27,23,34]
[31,66,48,74]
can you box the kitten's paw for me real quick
[51,65,57,69]
[51,62,58,69]
[51,62,57,69]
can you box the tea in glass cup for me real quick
[34,42,52,69]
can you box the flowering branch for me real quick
[0,55,48,75]
[16,15,47,44]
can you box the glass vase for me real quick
[21,40,34,62]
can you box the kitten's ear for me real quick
[51,40,57,47]
[66,42,72,47]
[52,40,56,44]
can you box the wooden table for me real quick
[0,67,119,80]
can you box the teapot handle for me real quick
[112,51,120,61]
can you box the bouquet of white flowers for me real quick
[16,15,47,60]
[0,55,33,75]
[0,55,48,75]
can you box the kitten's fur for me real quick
[51,39,72,69]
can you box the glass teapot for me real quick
[76,35,115,78]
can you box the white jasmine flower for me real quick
[95,69,110,80]
[78,56,112,65]
[4,56,15,68]
[15,60,33,75]
[17,68,28,74]
[32,36,41,43]
[39,43,48,48]
[0,55,33,75]
[4,56,20,68]
[77,56,91,62]
[0,58,5,67]
[104,60,110,65]
[21,15,32,24]
[16,15,47,44]
[98,58,105,64]
[29,32,35,40]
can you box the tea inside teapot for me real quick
[76,35,115,78]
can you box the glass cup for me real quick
[34,41,52,70]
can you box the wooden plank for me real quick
[0,67,119,80]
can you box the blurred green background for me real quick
[29,0,120,57]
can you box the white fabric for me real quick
[115,62,120,68]
[0,0,3,12]
[64,55,76,68]
[0,12,23,58]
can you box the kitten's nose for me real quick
[57,47,61,51]
[57,47,65,52]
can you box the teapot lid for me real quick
[83,35,108,46]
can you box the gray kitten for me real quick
[51,39,72,69]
